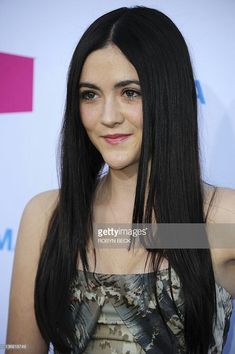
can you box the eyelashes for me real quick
[122,89,141,99]
[79,91,97,100]
[79,89,142,101]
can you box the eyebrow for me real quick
[79,80,140,90]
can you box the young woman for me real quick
[6,6,235,354]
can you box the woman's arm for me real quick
[208,187,235,298]
[5,190,58,354]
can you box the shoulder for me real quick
[211,186,235,222]
[202,182,235,223]
[19,189,59,249]
[24,189,59,212]
[6,189,59,352]
[202,182,235,297]
[12,188,60,288]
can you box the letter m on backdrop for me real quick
[0,52,34,113]
[0,229,14,251]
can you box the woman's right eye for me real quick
[80,91,97,100]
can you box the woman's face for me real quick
[79,44,143,170]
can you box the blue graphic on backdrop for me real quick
[0,229,14,251]
[195,80,206,104]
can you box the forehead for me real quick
[79,45,139,82]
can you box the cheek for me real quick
[127,103,143,129]
[80,105,97,130]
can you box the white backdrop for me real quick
[0,0,234,352]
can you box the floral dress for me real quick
[64,267,233,354]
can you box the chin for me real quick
[105,162,129,170]
[101,150,140,170]
[104,158,138,171]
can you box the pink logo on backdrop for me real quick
[0,52,34,113]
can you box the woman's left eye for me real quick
[123,90,141,99]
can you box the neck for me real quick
[97,163,138,207]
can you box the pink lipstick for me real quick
[102,134,132,145]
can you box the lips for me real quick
[102,133,132,145]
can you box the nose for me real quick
[100,96,124,127]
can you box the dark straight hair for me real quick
[35,6,217,353]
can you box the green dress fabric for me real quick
[66,267,233,353]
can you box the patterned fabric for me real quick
[66,267,233,354]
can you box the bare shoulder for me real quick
[21,189,59,248]
[202,182,235,297]
[6,189,59,353]
[211,186,235,222]
[202,181,235,222]
[25,188,59,212]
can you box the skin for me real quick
[79,44,143,171]
[5,43,235,354]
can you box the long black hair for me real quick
[35,6,217,353]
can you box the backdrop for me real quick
[0,0,234,352]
